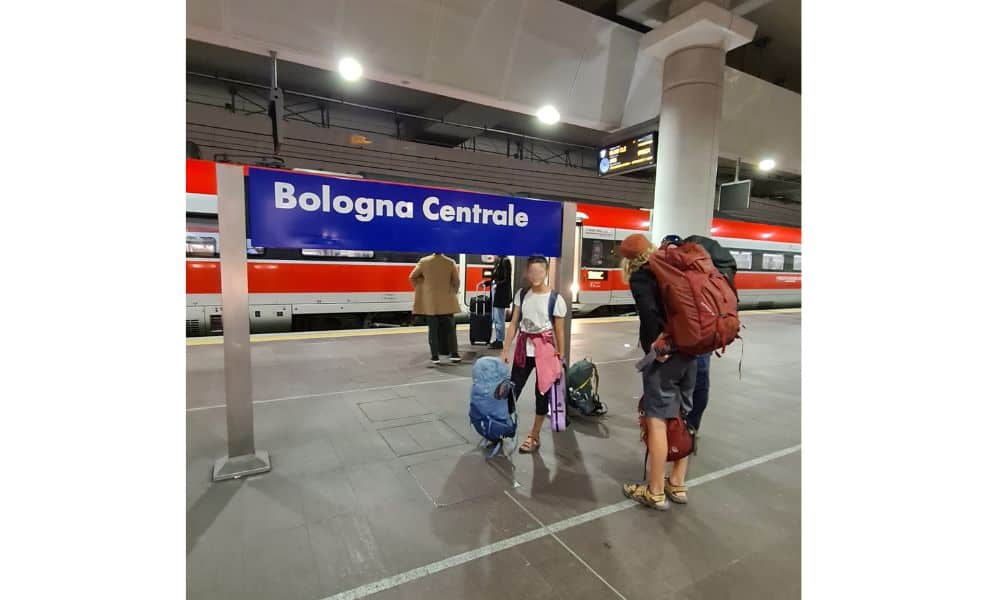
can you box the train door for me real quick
[571,220,582,306]
[610,228,648,307]
[463,253,496,309]
[577,226,615,313]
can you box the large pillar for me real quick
[642,2,756,242]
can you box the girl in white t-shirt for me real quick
[501,256,568,453]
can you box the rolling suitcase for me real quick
[468,281,493,345]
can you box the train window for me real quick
[581,238,617,269]
[186,215,218,233]
[730,250,752,270]
[762,253,786,271]
[301,249,375,258]
[186,233,218,257]
[793,255,802,271]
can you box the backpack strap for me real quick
[516,288,560,327]
[515,287,528,330]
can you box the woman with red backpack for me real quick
[619,233,697,510]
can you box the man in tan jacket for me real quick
[410,252,462,364]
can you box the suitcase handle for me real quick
[468,280,492,314]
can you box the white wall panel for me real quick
[719,68,801,173]
[426,0,523,98]
[620,64,801,174]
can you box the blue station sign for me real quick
[246,168,563,257]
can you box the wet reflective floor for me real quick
[187,312,801,600]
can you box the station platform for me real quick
[187,311,801,600]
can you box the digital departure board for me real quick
[597,132,656,176]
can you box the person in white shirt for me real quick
[501,256,567,453]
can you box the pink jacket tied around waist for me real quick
[513,330,561,394]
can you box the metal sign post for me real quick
[551,202,576,366]
[212,164,271,482]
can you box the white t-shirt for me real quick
[513,289,568,357]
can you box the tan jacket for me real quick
[410,254,461,315]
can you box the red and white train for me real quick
[186,159,801,336]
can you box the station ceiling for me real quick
[187,0,800,215]
[558,0,801,93]
[187,40,610,150]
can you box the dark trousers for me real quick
[426,314,458,358]
[688,353,711,431]
[509,357,550,416]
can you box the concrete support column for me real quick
[652,45,726,241]
[640,2,757,242]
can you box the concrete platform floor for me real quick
[187,311,801,600]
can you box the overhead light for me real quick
[537,105,560,125]
[758,158,776,171]
[338,57,363,81]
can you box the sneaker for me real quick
[622,482,669,511]
[488,341,503,349]
[430,356,440,365]
[449,355,462,363]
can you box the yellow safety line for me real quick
[185,308,800,346]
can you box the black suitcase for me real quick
[468,281,493,345]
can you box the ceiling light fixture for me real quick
[758,158,776,171]
[338,57,363,81]
[537,105,560,125]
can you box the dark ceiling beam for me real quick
[187,71,597,151]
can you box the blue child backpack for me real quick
[469,356,517,457]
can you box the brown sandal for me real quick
[518,435,540,453]
[622,482,669,511]
[665,479,688,504]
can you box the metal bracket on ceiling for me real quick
[267,50,284,155]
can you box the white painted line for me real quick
[504,491,628,600]
[320,444,801,600]
[186,376,471,412]
[593,358,640,366]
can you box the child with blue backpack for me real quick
[500,255,567,453]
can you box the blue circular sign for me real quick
[599,157,610,174]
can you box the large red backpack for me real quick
[646,242,741,356]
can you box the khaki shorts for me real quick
[640,353,696,420]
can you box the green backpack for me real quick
[566,358,607,416]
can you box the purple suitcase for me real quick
[549,374,567,432]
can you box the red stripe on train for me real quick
[186,262,416,294]
[711,219,801,244]
[575,204,801,245]
[735,272,801,289]
[189,261,800,295]
[186,159,217,195]
[576,203,649,230]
